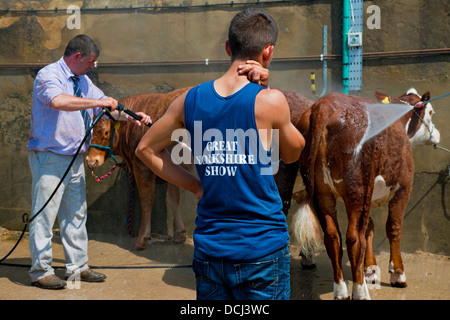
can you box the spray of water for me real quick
[355,102,413,153]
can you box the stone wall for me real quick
[0,0,448,254]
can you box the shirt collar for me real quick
[58,56,83,82]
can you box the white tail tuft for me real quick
[290,202,322,259]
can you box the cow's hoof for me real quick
[391,281,407,288]
[300,262,317,270]
[132,244,146,251]
[333,280,350,300]
[173,230,186,244]
[132,239,149,251]
[334,296,351,300]
[300,252,316,270]
[389,268,407,288]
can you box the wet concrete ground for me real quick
[0,229,448,300]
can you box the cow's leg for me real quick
[344,198,372,300]
[274,162,298,216]
[166,183,186,243]
[364,217,378,284]
[310,160,350,299]
[132,171,156,251]
[314,188,349,299]
[386,188,409,288]
[346,212,370,300]
[323,212,349,300]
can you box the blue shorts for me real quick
[192,245,290,300]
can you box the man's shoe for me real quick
[80,268,106,282]
[31,274,66,290]
[66,268,107,282]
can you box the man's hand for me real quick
[238,60,270,88]
[132,112,152,126]
[101,97,119,111]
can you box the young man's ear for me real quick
[262,44,274,64]
[225,40,232,57]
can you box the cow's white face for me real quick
[405,88,440,146]
[408,102,440,146]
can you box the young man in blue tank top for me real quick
[136,8,305,300]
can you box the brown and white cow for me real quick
[365,88,440,285]
[292,89,440,299]
[85,88,191,250]
[292,88,441,269]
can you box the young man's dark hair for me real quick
[64,34,100,58]
[228,8,278,61]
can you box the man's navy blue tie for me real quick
[71,76,91,143]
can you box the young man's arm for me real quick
[135,91,203,200]
[256,89,305,164]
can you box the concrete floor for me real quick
[0,228,448,300]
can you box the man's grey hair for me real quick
[64,34,100,58]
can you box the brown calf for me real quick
[86,88,191,250]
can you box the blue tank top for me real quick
[184,80,288,261]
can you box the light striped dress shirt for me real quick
[27,57,104,155]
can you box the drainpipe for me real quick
[319,25,328,97]
[342,0,350,94]
[312,25,328,97]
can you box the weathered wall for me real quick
[0,0,448,254]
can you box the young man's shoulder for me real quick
[257,87,285,99]
[256,88,289,112]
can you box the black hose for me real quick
[0,108,108,264]
[0,105,153,266]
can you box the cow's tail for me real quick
[290,202,322,258]
[291,99,334,258]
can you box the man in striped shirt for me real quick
[27,35,151,289]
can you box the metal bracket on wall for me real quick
[348,0,363,91]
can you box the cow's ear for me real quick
[421,91,431,102]
[375,91,390,104]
